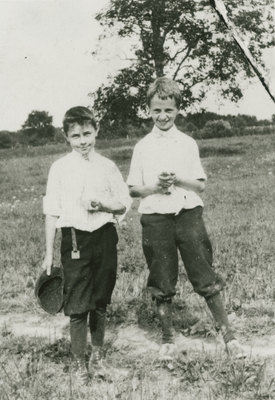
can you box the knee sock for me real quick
[156,299,173,344]
[89,308,106,347]
[70,312,88,359]
[205,293,235,343]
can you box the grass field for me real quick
[0,134,275,399]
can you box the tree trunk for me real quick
[151,0,166,77]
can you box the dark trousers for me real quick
[141,206,224,300]
[61,223,118,316]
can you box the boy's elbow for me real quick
[129,186,139,198]
[129,191,137,198]
[198,180,206,193]
[116,205,127,215]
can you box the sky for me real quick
[0,0,274,131]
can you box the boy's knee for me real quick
[70,312,88,325]
[196,275,225,298]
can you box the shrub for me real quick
[0,131,13,149]
[201,119,233,139]
[184,121,198,133]
[54,127,66,143]
[19,126,55,146]
[98,119,151,138]
[243,125,275,136]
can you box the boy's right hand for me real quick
[157,172,176,194]
[158,172,176,188]
[154,182,171,195]
[41,254,53,276]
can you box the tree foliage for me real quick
[22,110,53,130]
[91,0,274,128]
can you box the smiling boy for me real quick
[127,77,244,359]
[42,106,131,383]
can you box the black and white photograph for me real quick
[0,0,274,398]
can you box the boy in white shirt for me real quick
[127,77,244,359]
[42,106,131,383]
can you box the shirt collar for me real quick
[151,125,180,139]
[71,148,96,162]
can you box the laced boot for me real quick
[71,358,89,385]
[205,293,247,359]
[222,328,247,359]
[89,309,110,379]
[89,345,113,381]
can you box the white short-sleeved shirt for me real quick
[43,150,131,232]
[127,125,206,214]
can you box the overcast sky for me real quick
[0,0,274,131]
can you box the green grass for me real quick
[0,134,275,398]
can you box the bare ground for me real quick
[1,312,275,360]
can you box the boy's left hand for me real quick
[88,199,102,212]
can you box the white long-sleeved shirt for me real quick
[43,149,131,232]
[127,125,206,214]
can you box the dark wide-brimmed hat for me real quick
[35,267,64,315]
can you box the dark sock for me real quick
[70,312,88,359]
[156,299,173,344]
[205,293,235,343]
[89,308,106,347]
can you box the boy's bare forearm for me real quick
[129,184,164,198]
[175,178,206,194]
[100,200,126,215]
[45,214,58,256]
[87,198,126,214]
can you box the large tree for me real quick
[22,110,53,130]
[91,0,274,128]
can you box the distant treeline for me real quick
[0,111,274,149]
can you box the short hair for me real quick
[147,77,182,109]
[63,106,97,135]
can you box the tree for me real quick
[21,110,55,145]
[91,0,274,127]
[22,110,53,130]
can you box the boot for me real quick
[206,293,246,358]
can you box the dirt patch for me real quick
[0,313,275,360]
[113,325,159,354]
[0,312,68,340]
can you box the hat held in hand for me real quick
[35,266,64,315]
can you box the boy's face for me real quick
[66,122,97,156]
[149,95,179,131]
